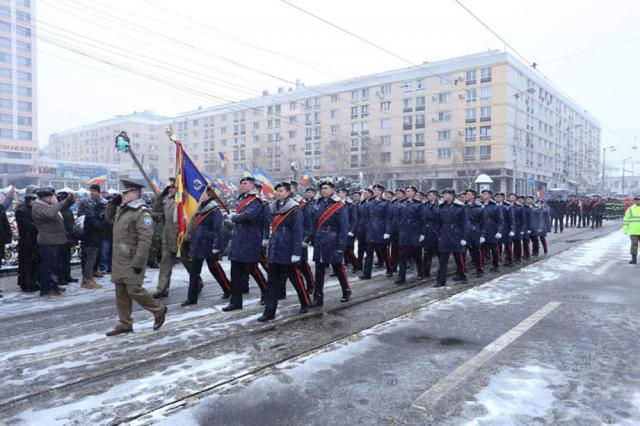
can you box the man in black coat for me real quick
[15,194,38,292]
[77,184,106,289]
[548,195,565,233]
[57,190,78,283]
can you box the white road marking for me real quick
[593,259,617,275]
[411,301,561,411]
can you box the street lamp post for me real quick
[512,88,535,193]
[601,145,616,195]
[622,156,632,194]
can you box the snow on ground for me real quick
[460,363,567,425]
[14,351,250,426]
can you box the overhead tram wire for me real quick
[452,0,632,147]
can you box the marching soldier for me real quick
[223,176,265,312]
[508,193,525,263]
[359,184,393,279]
[565,195,578,228]
[355,189,371,272]
[338,188,359,270]
[480,190,504,272]
[181,186,230,306]
[248,181,269,302]
[257,182,311,321]
[549,195,565,233]
[495,192,516,267]
[394,186,424,285]
[421,189,439,278]
[309,181,351,306]
[521,195,532,259]
[389,189,406,273]
[289,181,316,293]
[301,186,318,294]
[525,196,540,256]
[105,179,166,336]
[436,188,468,287]
[591,195,604,228]
[534,199,551,255]
[465,189,485,277]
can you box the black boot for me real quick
[630,255,637,264]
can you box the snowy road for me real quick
[0,221,635,425]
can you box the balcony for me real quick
[480,116,491,122]
[415,123,425,129]
[403,107,413,113]
[480,77,492,83]
[465,118,477,123]
[466,79,476,85]
[415,105,425,111]
[403,124,413,131]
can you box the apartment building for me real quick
[50,51,601,193]
[0,0,37,187]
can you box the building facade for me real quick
[50,51,602,194]
[0,0,37,186]
[48,111,168,186]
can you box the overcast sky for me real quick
[37,0,640,169]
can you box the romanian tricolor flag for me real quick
[253,167,274,196]
[151,177,161,195]
[87,174,107,185]
[215,176,229,193]
[301,169,312,186]
[242,164,252,178]
[218,152,229,168]
[175,141,210,252]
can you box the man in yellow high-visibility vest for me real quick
[623,196,640,264]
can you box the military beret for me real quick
[239,176,256,184]
[427,189,439,195]
[274,181,291,191]
[405,186,418,193]
[465,189,477,195]
[305,186,317,192]
[508,192,517,197]
[352,190,362,195]
[483,189,493,195]
[89,183,101,192]
[289,180,298,188]
[442,188,456,195]
[495,192,505,197]
[338,188,349,195]
[395,188,406,194]
[372,184,385,191]
[364,188,374,195]
[318,181,335,188]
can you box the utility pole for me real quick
[512,88,535,194]
[601,145,615,195]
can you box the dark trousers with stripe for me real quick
[299,246,316,293]
[356,235,367,270]
[437,250,466,286]
[468,245,484,274]
[248,263,267,294]
[230,261,253,308]
[398,245,423,281]
[484,242,500,268]
[188,256,231,302]
[263,263,310,317]
[423,245,438,277]
[344,235,358,269]
[523,234,531,258]
[313,262,350,302]
[390,238,400,272]
[363,243,392,277]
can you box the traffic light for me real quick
[115,131,130,153]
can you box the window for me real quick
[465,89,477,103]
[480,145,492,160]
[304,98,312,109]
[17,116,31,126]
[289,130,296,139]
[466,70,477,84]
[351,138,359,151]
[361,88,369,99]
[0,7,8,19]
[380,118,391,129]
[331,94,339,103]
[16,56,31,67]
[0,113,10,123]
[480,67,492,82]
[416,79,425,90]
[415,96,425,110]
[0,22,9,32]
[464,146,476,160]
[415,133,425,146]
[314,97,321,108]
[415,150,425,163]
[351,122,361,133]
[361,121,369,132]
[403,115,412,130]
[438,111,451,122]
[480,126,492,140]
[381,152,391,163]
[380,84,391,95]
[403,98,412,110]
[16,0,30,7]
[17,130,31,140]
[16,11,30,23]
[16,26,30,37]
[289,102,297,110]
[381,101,390,111]
[0,83,10,94]
[403,150,413,163]
[437,130,450,141]
[313,112,320,122]
[0,68,10,79]
[351,90,359,101]
[16,41,30,52]
[331,124,339,134]
[0,36,10,48]
[17,86,31,96]
[0,99,11,109]
[361,104,369,117]
[0,128,11,138]
[330,109,339,119]
[0,53,9,63]
[403,134,412,147]
[465,127,476,142]
[439,74,452,85]
[415,114,425,129]
[288,116,296,125]
[381,135,391,146]
[465,108,476,123]
[351,106,358,118]
[438,92,450,103]
[350,154,359,168]
[480,106,492,121]
[480,87,492,102]
[403,81,412,92]
[304,113,312,124]
[305,128,312,138]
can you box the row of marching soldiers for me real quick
[103,176,555,335]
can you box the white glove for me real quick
[479,237,485,244]
[495,233,502,239]
[261,239,269,247]
[520,231,524,235]
[383,233,390,239]
[527,230,531,234]
[302,241,308,248]
[419,235,425,242]
[509,231,515,237]
[460,240,467,246]
[347,232,354,237]
[538,229,542,233]
[291,255,300,263]
[212,249,220,254]
[229,212,237,218]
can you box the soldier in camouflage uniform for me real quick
[147,202,162,269]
